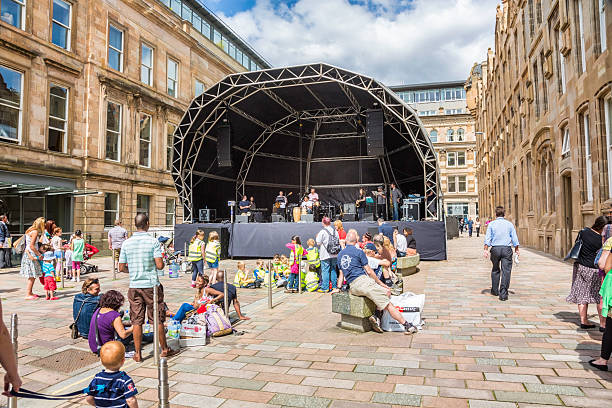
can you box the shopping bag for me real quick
[381,292,425,332]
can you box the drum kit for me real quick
[286,201,338,222]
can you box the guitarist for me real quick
[355,188,367,221]
[275,191,290,220]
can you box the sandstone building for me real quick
[467,0,611,257]
[0,0,268,245]
[391,82,479,220]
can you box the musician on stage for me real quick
[301,196,313,214]
[249,196,256,210]
[356,188,367,220]
[374,186,387,220]
[308,188,319,204]
[390,183,403,221]
[275,191,288,219]
[238,195,250,215]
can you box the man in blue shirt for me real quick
[335,229,417,334]
[484,206,520,301]
[377,218,394,242]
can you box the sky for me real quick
[205,0,499,85]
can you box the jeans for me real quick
[0,248,11,268]
[476,227,480,237]
[357,207,365,220]
[191,259,203,281]
[490,246,513,298]
[173,303,195,322]
[393,206,399,221]
[287,273,298,290]
[320,258,337,291]
[468,227,473,237]
[601,316,612,360]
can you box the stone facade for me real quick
[467,0,611,257]
[391,82,479,220]
[0,0,267,246]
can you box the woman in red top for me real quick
[334,220,347,248]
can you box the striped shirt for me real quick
[119,232,162,289]
[87,370,137,408]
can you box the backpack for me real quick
[324,228,341,255]
[204,304,232,337]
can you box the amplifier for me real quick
[271,214,285,222]
[236,215,249,223]
[342,213,356,222]
[362,213,374,221]
[199,209,216,222]
[300,214,314,223]
[343,203,356,214]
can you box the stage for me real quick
[174,220,446,261]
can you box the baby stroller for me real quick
[80,243,99,275]
[158,236,190,273]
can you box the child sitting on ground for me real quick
[279,255,289,277]
[42,251,58,300]
[253,260,264,281]
[86,341,138,408]
[233,261,259,288]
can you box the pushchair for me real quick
[158,236,191,274]
[80,243,99,274]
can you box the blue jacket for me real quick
[378,223,394,242]
[73,293,100,339]
[0,221,9,243]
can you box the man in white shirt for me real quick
[308,188,319,204]
[394,228,407,257]
[301,196,313,214]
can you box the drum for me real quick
[293,207,302,223]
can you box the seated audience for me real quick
[233,261,259,288]
[364,243,392,286]
[88,290,133,354]
[359,233,373,249]
[73,278,101,339]
[403,228,417,256]
[205,270,250,321]
[171,274,208,322]
[394,228,407,257]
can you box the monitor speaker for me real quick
[342,213,356,222]
[236,215,249,223]
[362,213,374,221]
[300,214,314,223]
[343,203,356,214]
[217,123,232,167]
[271,214,285,222]
[366,109,384,156]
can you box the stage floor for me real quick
[175,220,446,261]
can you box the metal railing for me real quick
[9,314,18,408]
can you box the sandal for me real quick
[160,348,179,358]
[24,295,39,300]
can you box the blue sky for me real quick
[205,0,498,84]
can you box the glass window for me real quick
[106,101,121,161]
[104,193,119,227]
[561,126,570,156]
[201,20,210,39]
[447,129,454,142]
[167,123,176,171]
[457,151,466,166]
[457,128,465,141]
[167,58,178,97]
[139,113,151,167]
[599,0,607,52]
[108,25,124,72]
[181,3,192,20]
[577,0,586,73]
[429,130,438,143]
[446,89,452,100]
[52,0,71,50]
[558,29,566,94]
[48,84,68,153]
[448,177,456,193]
[447,152,457,167]
[136,194,150,216]
[194,79,204,96]
[141,43,153,86]
[582,112,592,201]
[165,198,175,225]
[458,176,467,193]
[0,0,25,29]
[170,0,181,14]
[0,65,23,142]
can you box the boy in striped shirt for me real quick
[86,341,138,408]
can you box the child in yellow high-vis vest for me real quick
[233,261,256,288]
[205,231,221,284]
[188,228,206,288]
[285,236,308,293]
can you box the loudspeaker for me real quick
[236,215,249,223]
[403,203,420,220]
[366,109,384,156]
[343,203,356,214]
[217,123,232,167]
[362,213,374,221]
[342,213,356,222]
[198,209,216,222]
[271,214,285,222]
[300,214,314,223]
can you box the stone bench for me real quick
[331,291,376,332]
[396,253,420,276]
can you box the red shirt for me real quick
[337,229,347,240]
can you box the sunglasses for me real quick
[85,279,99,288]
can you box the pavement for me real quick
[0,235,611,407]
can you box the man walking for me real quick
[390,183,403,221]
[119,214,177,362]
[108,219,127,270]
[0,215,11,268]
[467,218,474,237]
[316,217,340,293]
[484,206,519,301]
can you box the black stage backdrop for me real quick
[174,221,446,261]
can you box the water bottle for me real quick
[168,320,180,339]
[142,323,151,334]
[169,262,179,278]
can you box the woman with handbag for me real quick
[19,217,45,300]
[567,216,607,329]
[71,278,101,339]
[589,235,612,371]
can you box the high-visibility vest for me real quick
[305,271,319,292]
[306,247,320,268]
[289,244,304,266]
[262,270,276,286]
[205,241,220,263]
[188,239,203,261]
[234,270,248,286]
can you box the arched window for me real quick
[429,130,438,143]
[457,128,465,141]
[447,129,454,142]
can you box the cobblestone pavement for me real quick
[1,235,611,407]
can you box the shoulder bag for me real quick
[70,300,87,339]
[564,231,583,261]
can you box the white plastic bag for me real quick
[381,292,425,332]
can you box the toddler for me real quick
[51,227,64,277]
[305,238,320,278]
[86,341,138,408]
[71,230,85,282]
[205,231,221,284]
[42,251,58,300]
[279,255,289,277]
[253,260,264,281]
[233,261,256,288]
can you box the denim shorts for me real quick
[207,260,219,268]
[54,250,63,259]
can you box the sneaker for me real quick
[71,277,75,282]
[125,351,136,359]
[403,322,418,335]
[49,297,59,300]
[76,277,80,283]
[191,282,196,288]
[368,316,383,333]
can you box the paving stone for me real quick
[439,387,493,400]
[314,387,373,402]
[354,364,404,375]
[494,391,561,405]
[371,391,421,406]
[394,384,438,396]
[268,393,331,408]
[559,395,612,408]
[374,358,420,369]
[234,355,280,365]
[216,388,275,404]
[329,401,389,408]
[524,383,583,396]
[262,382,316,396]
[468,400,517,408]
[484,373,540,384]
[475,358,517,366]
[169,393,225,408]
[422,396,469,408]
[302,376,355,389]
[336,371,387,382]
[214,377,267,391]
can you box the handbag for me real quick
[564,231,583,261]
[70,300,87,339]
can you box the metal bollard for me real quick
[223,270,229,316]
[153,285,160,366]
[60,250,64,289]
[298,256,302,294]
[183,242,187,257]
[267,260,272,309]
[158,357,169,408]
[112,250,117,281]
[8,314,17,408]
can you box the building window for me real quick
[166,198,175,225]
[167,58,178,97]
[526,153,533,211]
[582,112,593,201]
[447,129,454,142]
[140,43,153,86]
[0,0,25,29]
[139,113,151,167]
[48,84,68,153]
[447,176,467,193]
[596,0,607,53]
[458,176,467,193]
[457,128,465,141]
[576,0,586,74]
[0,65,23,142]
[561,126,571,157]
[540,53,548,113]
[448,177,456,193]
[166,123,176,171]
[51,0,71,50]
[457,151,466,166]
[108,25,124,72]
[105,101,122,161]
[447,152,457,167]
[104,193,119,227]
[533,61,540,119]
[194,79,204,97]
[429,130,438,143]
[136,194,149,216]
[528,0,535,36]
[558,28,566,94]
[604,97,612,198]
[447,203,469,216]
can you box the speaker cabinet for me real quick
[198,209,216,222]
[300,214,314,223]
[366,109,384,156]
[343,203,356,214]
[271,214,285,222]
[236,215,249,223]
[217,123,232,167]
[362,213,374,221]
[342,213,356,222]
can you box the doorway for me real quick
[562,175,573,254]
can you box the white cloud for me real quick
[220,0,498,85]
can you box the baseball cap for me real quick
[43,251,55,261]
[364,243,377,252]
